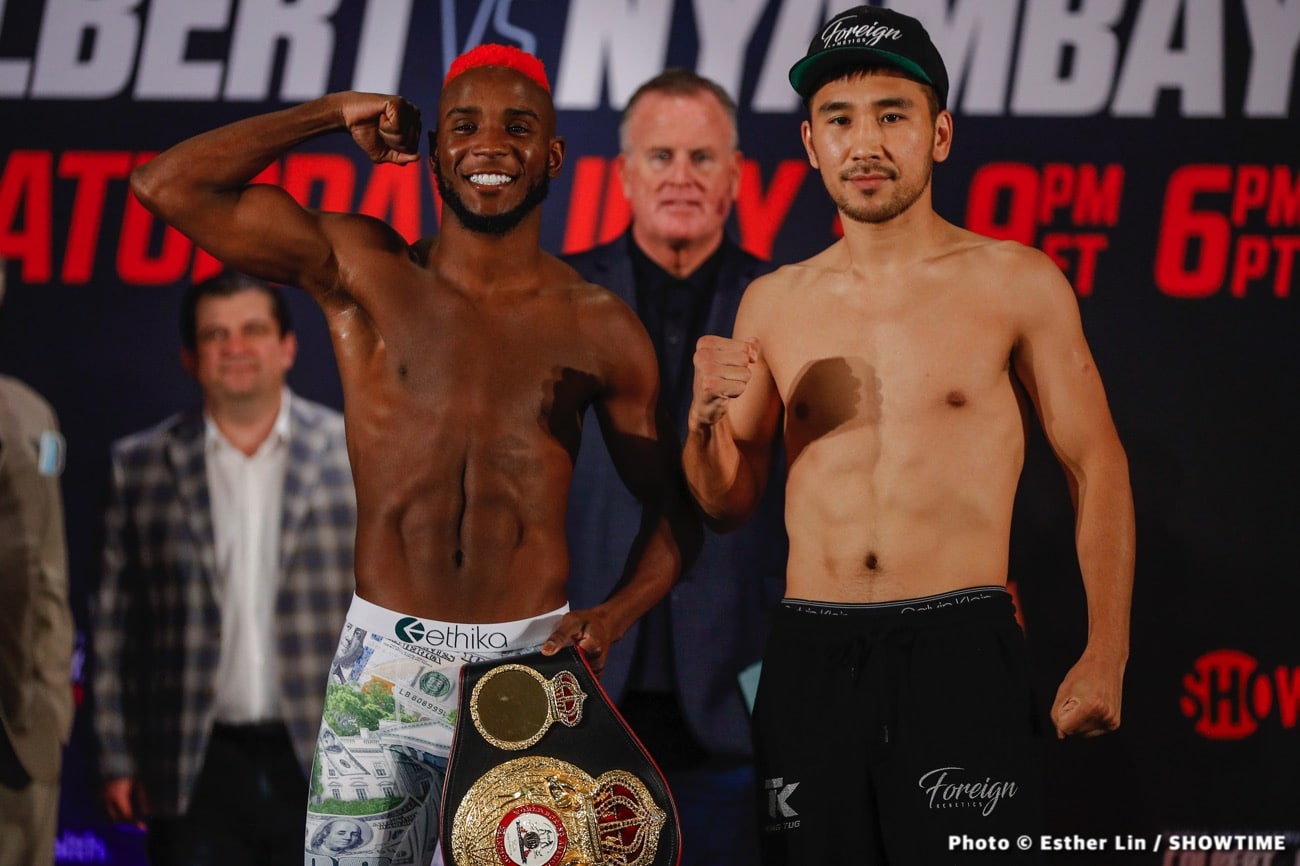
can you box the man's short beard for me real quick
[434,159,551,236]
[837,185,922,224]
[832,160,931,225]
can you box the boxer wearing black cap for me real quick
[683,6,1133,864]
[788,5,950,109]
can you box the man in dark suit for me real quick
[0,262,74,866]
[565,69,787,866]
[91,272,356,865]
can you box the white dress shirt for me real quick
[205,390,291,724]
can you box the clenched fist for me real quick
[690,335,760,429]
[340,92,423,166]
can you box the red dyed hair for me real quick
[444,44,550,93]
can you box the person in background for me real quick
[0,258,75,866]
[684,7,1134,863]
[565,69,786,866]
[92,271,356,865]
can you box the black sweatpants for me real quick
[753,587,1045,865]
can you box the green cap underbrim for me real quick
[789,45,933,99]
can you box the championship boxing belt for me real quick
[440,647,681,866]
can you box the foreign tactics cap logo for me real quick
[788,5,949,108]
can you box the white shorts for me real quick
[304,595,568,866]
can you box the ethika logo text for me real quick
[821,17,903,49]
[394,617,508,651]
[918,767,1018,817]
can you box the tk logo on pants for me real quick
[764,777,799,819]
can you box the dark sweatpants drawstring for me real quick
[833,622,915,746]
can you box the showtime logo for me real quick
[1180,649,1300,740]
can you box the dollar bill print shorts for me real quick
[304,595,567,866]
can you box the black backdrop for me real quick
[1,1,1297,862]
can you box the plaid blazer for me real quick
[91,393,356,817]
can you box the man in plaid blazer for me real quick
[91,272,355,865]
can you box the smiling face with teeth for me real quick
[431,65,565,236]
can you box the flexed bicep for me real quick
[174,181,338,290]
[129,92,421,295]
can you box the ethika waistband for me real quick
[344,594,569,654]
[783,585,1008,617]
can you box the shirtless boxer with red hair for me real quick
[130,44,697,865]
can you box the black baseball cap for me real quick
[789,5,949,108]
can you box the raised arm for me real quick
[1013,251,1135,739]
[129,92,422,296]
[542,293,701,674]
[682,284,783,531]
